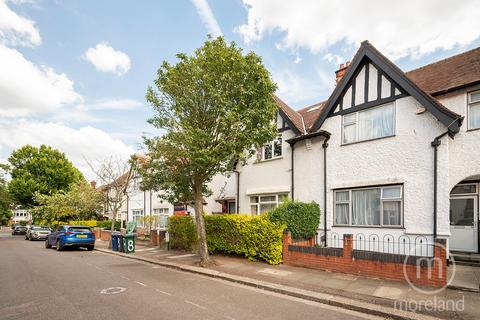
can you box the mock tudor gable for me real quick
[310,41,463,135]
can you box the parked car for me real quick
[25,226,51,241]
[45,225,95,251]
[11,225,27,235]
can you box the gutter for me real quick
[430,117,464,238]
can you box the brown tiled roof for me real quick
[274,95,305,133]
[297,101,327,131]
[406,47,480,96]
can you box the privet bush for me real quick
[168,216,197,251]
[205,214,286,265]
[267,201,320,240]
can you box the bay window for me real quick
[468,90,480,130]
[132,209,144,226]
[342,103,395,144]
[153,208,169,229]
[334,185,402,227]
[250,194,287,214]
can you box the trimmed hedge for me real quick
[67,220,122,230]
[267,201,320,240]
[205,214,286,265]
[168,216,197,251]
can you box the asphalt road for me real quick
[0,229,383,320]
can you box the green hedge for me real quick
[168,216,197,251]
[267,201,320,240]
[205,214,286,265]
[66,220,122,230]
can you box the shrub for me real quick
[267,200,320,240]
[168,216,197,250]
[205,214,286,265]
[69,220,97,227]
[96,220,122,230]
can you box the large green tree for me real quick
[141,37,278,266]
[8,145,83,208]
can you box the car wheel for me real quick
[45,239,51,249]
[56,239,62,251]
[87,245,94,251]
[25,235,28,240]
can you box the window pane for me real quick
[450,198,474,226]
[263,144,272,160]
[352,189,380,225]
[335,203,349,224]
[383,201,401,225]
[335,191,349,202]
[250,196,258,203]
[250,205,258,215]
[260,203,276,213]
[228,202,236,213]
[382,187,401,199]
[344,113,356,124]
[260,195,276,202]
[469,104,480,129]
[358,103,394,141]
[470,91,480,103]
[343,124,356,144]
[274,136,282,157]
[451,184,477,194]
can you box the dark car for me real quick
[45,225,95,251]
[12,225,27,235]
[25,226,51,241]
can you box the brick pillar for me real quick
[343,234,353,258]
[433,238,447,287]
[150,230,159,246]
[283,232,292,263]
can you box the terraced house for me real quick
[208,41,480,257]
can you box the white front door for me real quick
[450,196,478,252]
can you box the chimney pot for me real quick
[335,61,350,84]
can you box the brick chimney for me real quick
[90,180,97,189]
[335,61,350,84]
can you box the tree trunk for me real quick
[108,209,117,249]
[193,180,210,267]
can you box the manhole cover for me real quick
[100,287,126,295]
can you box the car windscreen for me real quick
[67,227,91,233]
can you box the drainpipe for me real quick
[431,117,463,239]
[233,170,240,213]
[322,136,330,247]
[291,144,295,200]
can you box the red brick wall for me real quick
[283,232,447,288]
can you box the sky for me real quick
[1,0,480,180]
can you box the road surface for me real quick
[0,229,382,320]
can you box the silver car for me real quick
[26,226,51,241]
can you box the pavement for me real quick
[0,229,386,320]
[94,239,480,320]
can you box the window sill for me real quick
[341,134,396,147]
[466,127,480,132]
[332,225,405,229]
[254,156,283,164]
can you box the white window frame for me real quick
[250,194,287,215]
[468,90,480,130]
[333,185,403,227]
[153,207,170,229]
[260,135,283,161]
[132,209,144,227]
[342,102,396,145]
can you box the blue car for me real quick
[45,225,95,251]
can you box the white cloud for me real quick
[0,119,135,180]
[0,44,83,117]
[272,68,333,106]
[84,42,131,75]
[237,0,480,60]
[324,53,344,65]
[191,0,222,37]
[0,0,41,47]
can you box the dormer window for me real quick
[468,90,480,130]
[342,102,395,144]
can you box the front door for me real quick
[450,196,478,252]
